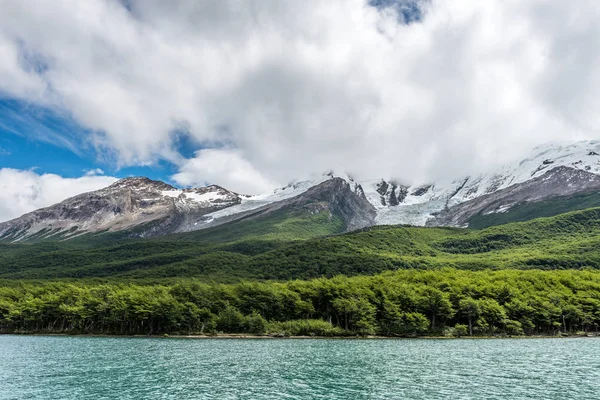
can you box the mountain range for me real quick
[2,140,600,243]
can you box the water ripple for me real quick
[1,336,599,400]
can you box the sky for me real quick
[0,0,600,222]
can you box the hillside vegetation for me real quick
[1,207,600,280]
[1,269,599,337]
[467,191,600,229]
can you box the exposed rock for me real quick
[376,180,389,196]
[293,178,376,231]
[2,140,600,242]
[196,178,376,233]
[411,185,432,197]
[374,180,408,207]
[0,177,241,241]
[427,166,600,227]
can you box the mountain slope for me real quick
[164,177,375,243]
[365,141,600,226]
[427,166,600,227]
[2,206,600,280]
[0,177,242,242]
[467,190,600,229]
[1,140,600,244]
[194,140,600,230]
[0,175,375,244]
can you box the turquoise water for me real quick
[0,336,599,399]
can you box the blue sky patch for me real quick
[369,0,428,24]
[0,97,181,184]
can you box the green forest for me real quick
[2,207,600,281]
[2,207,600,337]
[1,269,599,337]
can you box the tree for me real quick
[332,296,376,334]
[477,298,507,335]
[419,288,454,330]
[459,297,481,336]
[453,324,468,337]
[216,306,246,333]
[246,311,267,334]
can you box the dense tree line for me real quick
[1,269,599,337]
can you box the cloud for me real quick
[172,149,275,194]
[0,0,599,189]
[84,168,105,176]
[0,168,117,222]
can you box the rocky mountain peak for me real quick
[374,179,409,207]
[107,177,176,191]
[2,140,600,242]
[0,177,243,242]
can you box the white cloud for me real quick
[172,149,275,194]
[0,169,117,222]
[84,168,105,176]
[0,0,599,189]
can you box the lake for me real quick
[0,336,598,399]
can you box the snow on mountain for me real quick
[359,140,600,225]
[0,177,241,241]
[200,171,364,224]
[198,140,600,229]
[2,140,600,242]
[445,140,600,203]
[429,165,600,227]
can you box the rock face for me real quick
[285,178,376,231]
[359,140,600,226]
[0,177,241,241]
[194,178,376,233]
[2,141,600,242]
[426,166,600,227]
[376,180,409,206]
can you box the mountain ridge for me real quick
[0,176,242,242]
[1,140,600,242]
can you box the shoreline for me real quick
[2,332,599,340]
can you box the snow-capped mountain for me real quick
[366,140,600,226]
[1,140,600,242]
[201,140,600,228]
[0,177,241,242]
